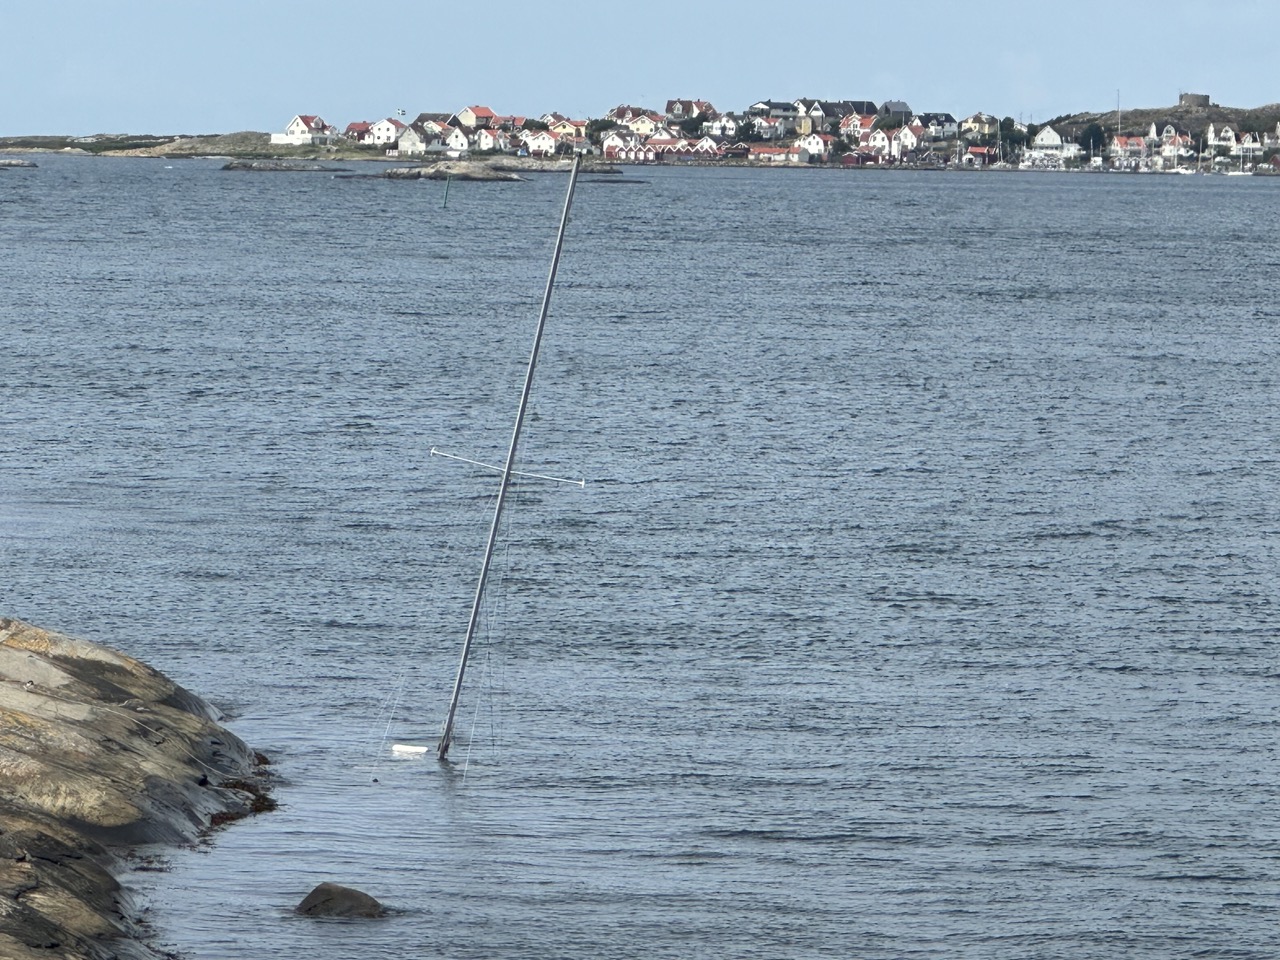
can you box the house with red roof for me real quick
[520,129,559,156]
[1156,133,1196,169]
[1110,135,1149,159]
[548,117,588,138]
[622,113,667,137]
[964,145,996,167]
[891,124,927,160]
[747,143,792,164]
[665,99,718,122]
[796,132,837,161]
[454,105,497,129]
[607,105,660,123]
[270,115,337,146]
[344,121,374,143]
[369,118,407,146]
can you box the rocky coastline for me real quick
[0,618,273,960]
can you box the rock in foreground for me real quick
[0,617,273,960]
[295,882,386,919]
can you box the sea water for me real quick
[2,156,1278,959]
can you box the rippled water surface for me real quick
[3,157,1279,959]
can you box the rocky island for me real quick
[0,617,273,960]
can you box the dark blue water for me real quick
[3,156,1279,959]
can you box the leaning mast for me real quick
[437,152,584,761]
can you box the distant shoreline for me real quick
[2,126,1276,177]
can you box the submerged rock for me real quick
[295,882,387,919]
[0,617,273,960]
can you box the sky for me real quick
[2,0,1275,135]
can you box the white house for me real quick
[443,126,471,156]
[751,116,791,140]
[747,100,800,120]
[1110,135,1149,160]
[369,118,407,146]
[748,144,793,164]
[795,132,836,161]
[270,115,337,146]
[520,129,559,156]
[1023,125,1083,166]
[840,114,875,141]
[1157,134,1196,169]
[474,128,512,152]
[891,125,926,159]
[1205,121,1239,150]
[911,113,958,139]
[864,128,891,155]
[601,129,641,158]
[1233,130,1265,160]
[706,114,741,137]
[397,125,431,156]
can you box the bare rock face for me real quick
[382,160,525,181]
[295,882,387,919]
[0,617,273,960]
[221,158,341,172]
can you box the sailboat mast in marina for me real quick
[435,153,584,762]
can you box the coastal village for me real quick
[272,92,1280,172]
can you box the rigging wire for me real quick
[367,469,501,769]
[461,477,521,774]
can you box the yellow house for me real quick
[454,105,497,129]
[549,118,587,138]
[624,113,664,137]
[960,112,999,139]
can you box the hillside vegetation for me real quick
[1046,101,1280,139]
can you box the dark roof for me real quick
[795,99,878,118]
[748,100,800,115]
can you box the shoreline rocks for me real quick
[0,617,274,960]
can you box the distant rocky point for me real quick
[0,617,273,960]
[382,160,525,181]
[380,157,619,181]
[222,158,345,172]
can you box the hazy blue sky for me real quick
[2,0,1274,135]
